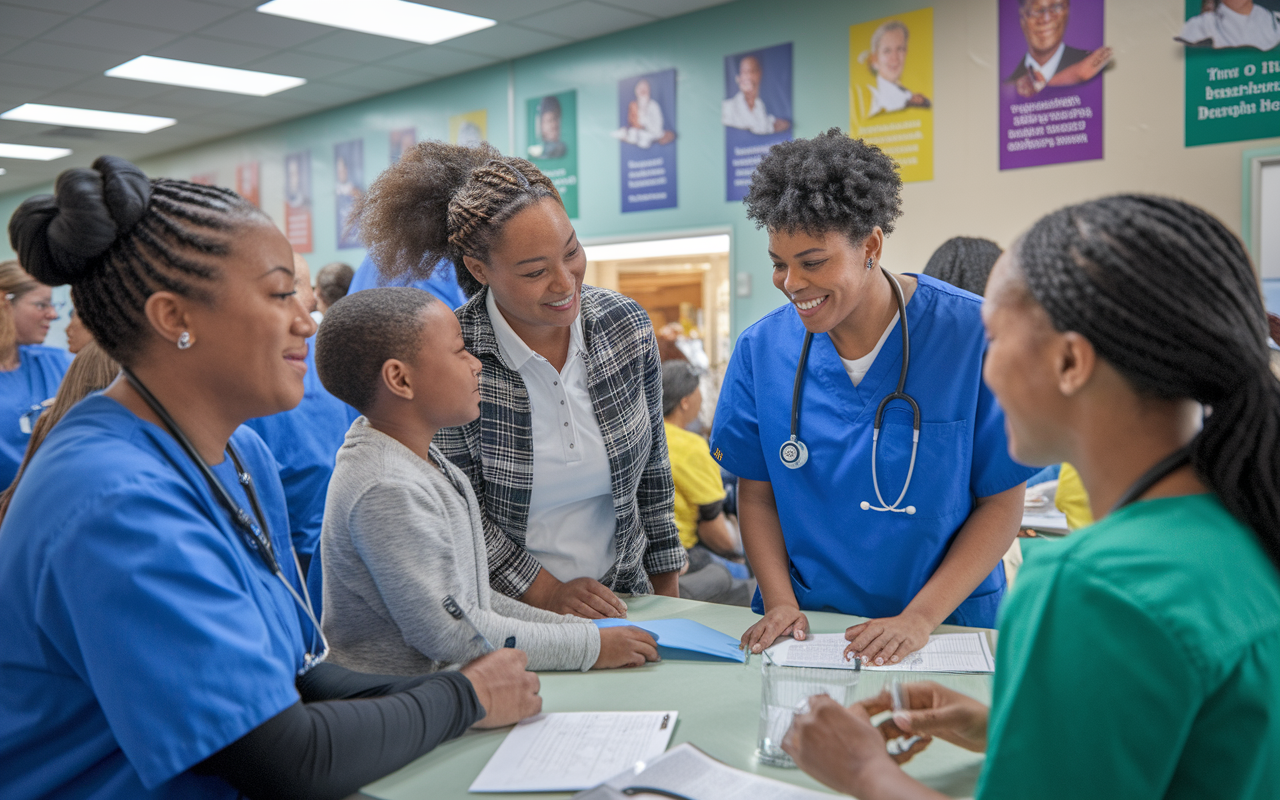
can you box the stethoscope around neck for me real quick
[123,368,329,675]
[779,265,921,515]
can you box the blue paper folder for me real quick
[594,618,746,663]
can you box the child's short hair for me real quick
[315,287,438,411]
[661,360,700,416]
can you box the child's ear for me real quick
[461,255,489,287]
[380,359,415,401]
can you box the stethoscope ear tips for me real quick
[860,500,871,510]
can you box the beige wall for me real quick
[885,0,1272,274]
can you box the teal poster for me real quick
[526,90,578,218]
[1180,0,1280,146]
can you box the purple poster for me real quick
[613,68,677,212]
[999,0,1111,170]
[724,43,792,202]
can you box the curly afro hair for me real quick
[744,128,903,245]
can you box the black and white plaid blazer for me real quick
[436,285,686,597]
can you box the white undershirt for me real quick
[839,312,899,387]
[486,290,616,582]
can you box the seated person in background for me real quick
[1052,461,1092,530]
[315,287,659,674]
[662,361,756,607]
[922,236,1002,297]
[314,260,354,316]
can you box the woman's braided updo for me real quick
[351,140,561,297]
[8,156,266,364]
[1017,195,1280,568]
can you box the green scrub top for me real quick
[979,494,1280,799]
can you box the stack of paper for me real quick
[574,743,833,800]
[765,632,995,673]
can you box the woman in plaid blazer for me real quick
[352,141,686,618]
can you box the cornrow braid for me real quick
[1018,195,1280,569]
[351,140,560,297]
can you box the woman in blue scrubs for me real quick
[0,157,539,799]
[0,260,71,487]
[716,130,1036,665]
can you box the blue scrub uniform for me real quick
[710,275,1036,628]
[246,336,357,561]
[0,395,318,800]
[348,254,469,310]
[0,344,72,486]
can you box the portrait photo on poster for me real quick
[724,43,792,202]
[527,90,579,218]
[450,110,487,146]
[334,139,364,250]
[284,151,312,253]
[235,162,260,208]
[390,127,416,164]
[615,68,678,212]
[1179,0,1280,146]
[850,10,934,182]
[999,0,1111,170]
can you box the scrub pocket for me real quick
[877,413,973,521]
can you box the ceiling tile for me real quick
[149,34,275,67]
[115,95,218,118]
[144,85,243,109]
[42,17,181,54]
[5,40,124,73]
[0,35,24,56]
[85,0,235,33]
[425,1,578,23]
[70,74,180,99]
[0,5,72,38]
[296,30,420,63]
[325,65,430,92]
[446,24,571,60]
[29,90,136,112]
[199,11,332,49]
[272,80,368,107]
[0,61,85,91]
[0,83,39,107]
[379,45,495,76]
[594,0,735,17]
[243,50,360,80]
[2,0,101,13]
[516,1,656,39]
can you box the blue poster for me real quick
[614,68,677,212]
[334,139,364,250]
[724,43,793,202]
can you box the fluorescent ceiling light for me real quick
[0,169,6,176]
[585,235,732,262]
[106,55,305,97]
[1,104,175,133]
[257,0,495,45]
[0,142,73,161]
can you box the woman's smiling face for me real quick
[769,227,884,335]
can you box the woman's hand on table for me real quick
[461,648,542,729]
[523,570,628,619]
[740,605,809,654]
[843,610,933,666]
[862,681,990,754]
[782,694,937,798]
[593,626,660,669]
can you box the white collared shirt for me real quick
[868,76,914,117]
[722,91,777,134]
[485,289,617,582]
[1179,3,1280,51]
[1023,42,1067,83]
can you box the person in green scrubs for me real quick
[779,194,1280,799]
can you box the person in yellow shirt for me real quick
[662,360,754,605]
[1053,462,1093,530]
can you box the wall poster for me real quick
[724,42,792,201]
[526,90,579,218]
[334,139,364,250]
[390,127,416,162]
[235,161,260,207]
[999,0,1110,170]
[1179,0,1280,146]
[283,151,312,253]
[850,11,933,182]
[449,110,487,146]
[613,68,678,213]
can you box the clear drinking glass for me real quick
[756,657,861,768]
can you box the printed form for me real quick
[470,711,677,792]
[766,632,995,673]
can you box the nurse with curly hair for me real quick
[715,130,1036,664]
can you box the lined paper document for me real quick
[766,632,994,673]
[574,743,833,800]
[470,711,677,792]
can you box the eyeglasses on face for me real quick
[1021,2,1067,21]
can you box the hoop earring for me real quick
[177,331,193,350]
[866,258,875,270]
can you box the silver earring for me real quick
[177,331,193,350]
[866,258,875,270]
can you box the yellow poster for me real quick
[850,8,933,182]
[449,109,487,146]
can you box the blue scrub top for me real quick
[246,336,357,562]
[710,275,1037,628]
[348,254,470,310]
[0,395,316,800]
[0,344,72,487]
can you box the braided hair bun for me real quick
[8,156,151,286]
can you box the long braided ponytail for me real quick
[1018,195,1280,568]
[8,156,265,363]
[350,140,560,296]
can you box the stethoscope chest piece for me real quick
[779,436,809,469]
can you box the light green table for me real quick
[363,596,992,800]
